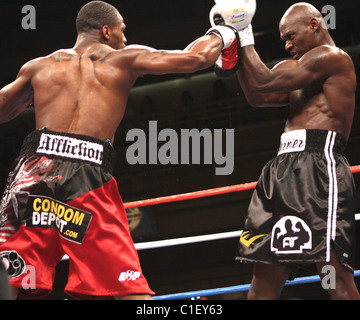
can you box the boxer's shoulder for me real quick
[300,45,354,75]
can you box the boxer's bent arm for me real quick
[129,35,223,76]
[0,62,34,123]
[237,66,289,107]
[239,45,342,96]
[237,46,289,107]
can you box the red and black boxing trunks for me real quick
[0,127,154,299]
[236,129,356,272]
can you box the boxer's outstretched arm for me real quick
[128,34,223,76]
[0,61,34,123]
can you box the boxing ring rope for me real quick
[154,270,360,300]
[60,165,360,299]
[124,182,257,210]
[135,213,360,251]
[124,165,360,209]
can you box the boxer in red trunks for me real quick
[0,1,237,299]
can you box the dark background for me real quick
[1,0,360,300]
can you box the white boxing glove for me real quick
[209,0,256,47]
[209,0,256,31]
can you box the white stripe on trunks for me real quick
[324,131,338,262]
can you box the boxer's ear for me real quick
[310,18,321,33]
[101,25,111,41]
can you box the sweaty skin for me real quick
[237,3,356,140]
[0,13,223,143]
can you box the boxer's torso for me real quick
[284,46,356,140]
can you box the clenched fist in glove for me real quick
[210,0,256,47]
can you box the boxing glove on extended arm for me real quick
[206,25,240,77]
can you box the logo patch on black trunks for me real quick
[25,195,92,244]
[270,216,312,254]
[240,231,267,247]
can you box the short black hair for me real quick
[76,1,120,33]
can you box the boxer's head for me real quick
[279,2,330,60]
[76,1,127,49]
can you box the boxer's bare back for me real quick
[0,12,223,143]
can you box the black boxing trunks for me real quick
[0,128,154,299]
[236,129,356,271]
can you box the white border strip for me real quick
[60,213,360,261]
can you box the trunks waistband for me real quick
[19,128,116,174]
[277,129,347,156]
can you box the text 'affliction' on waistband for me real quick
[19,128,116,173]
[37,133,104,165]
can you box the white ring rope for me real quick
[60,213,360,261]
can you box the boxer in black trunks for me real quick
[235,2,359,299]
[0,1,236,299]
